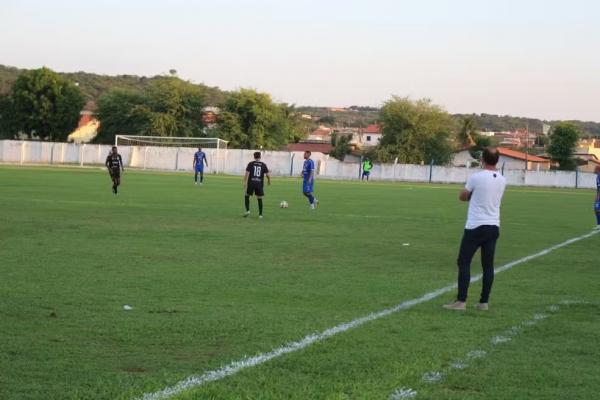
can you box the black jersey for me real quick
[246,161,269,186]
[106,154,122,169]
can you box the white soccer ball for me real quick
[279,201,289,209]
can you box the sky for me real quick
[2,0,600,121]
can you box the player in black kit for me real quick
[105,146,124,194]
[243,152,271,219]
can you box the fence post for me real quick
[359,155,363,179]
[144,147,149,170]
[428,159,434,183]
[20,141,26,164]
[50,143,55,165]
[80,144,85,167]
[290,153,295,176]
[575,167,579,189]
[175,147,180,171]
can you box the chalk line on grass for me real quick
[137,229,599,400]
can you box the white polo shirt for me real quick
[464,169,506,229]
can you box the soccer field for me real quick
[1,166,599,400]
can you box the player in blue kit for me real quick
[193,147,208,185]
[595,165,600,229]
[302,151,318,209]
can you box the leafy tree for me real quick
[547,122,581,170]
[216,88,301,149]
[95,77,206,143]
[469,134,492,159]
[4,67,84,140]
[0,94,16,138]
[318,115,336,125]
[457,116,477,149]
[330,132,352,160]
[376,96,456,165]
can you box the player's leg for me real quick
[255,186,265,217]
[479,226,500,305]
[199,168,204,183]
[194,169,198,183]
[244,186,253,217]
[455,229,480,302]
[595,201,600,226]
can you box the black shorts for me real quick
[110,168,120,179]
[246,183,264,197]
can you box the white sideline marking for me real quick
[137,230,599,400]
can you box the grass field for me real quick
[1,165,599,400]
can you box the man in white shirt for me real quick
[444,147,506,311]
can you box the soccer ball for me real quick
[279,201,289,209]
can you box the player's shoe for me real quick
[595,225,600,230]
[314,199,319,208]
[442,301,466,311]
[194,181,198,185]
[243,211,250,218]
[259,215,263,219]
[476,303,489,311]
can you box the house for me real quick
[202,106,220,125]
[573,153,600,173]
[452,149,477,167]
[307,127,333,142]
[497,147,551,171]
[360,124,382,147]
[576,138,600,159]
[67,101,100,143]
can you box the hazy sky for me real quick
[2,0,599,121]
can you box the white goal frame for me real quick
[114,135,228,173]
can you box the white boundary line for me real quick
[137,229,599,400]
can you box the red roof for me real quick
[287,143,333,154]
[364,124,381,134]
[497,147,549,163]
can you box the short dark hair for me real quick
[253,151,261,159]
[482,147,499,166]
[112,146,117,150]
[304,150,311,155]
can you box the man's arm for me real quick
[204,155,208,167]
[119,155,124,171]
[266,173,271,186]
[105,157,110,170]
[459,188,471,202]
[193,154,197,168]
[243,171,249,188]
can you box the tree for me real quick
[330,132,351,161]
[215,88,302,149]
[468,134,492,160]
[457,116,477,149]
[547,122,581,170]
[376,96,456,164]
[95,77,206,143]
[4,67,84,141]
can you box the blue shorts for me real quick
[595,201,600,212]
[195,165,204,173]
[303,181,314,193]
[362,171,370,176]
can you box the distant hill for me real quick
[455,113,600,137]
[0,64,227,106]
[2,65,599,137]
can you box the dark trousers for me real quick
[456,225,500,303]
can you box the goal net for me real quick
[114,135,228,173]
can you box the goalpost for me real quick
[114,135,228,173]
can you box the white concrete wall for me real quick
[0,140,596,189]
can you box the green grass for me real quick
[0,165,598,400]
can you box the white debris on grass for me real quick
[389,387,418,399]
[491,335,511,345]
[422,371,443,383]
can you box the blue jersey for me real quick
[194,151,206,167]
[302,159,315,182]
[597,174,600,193]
